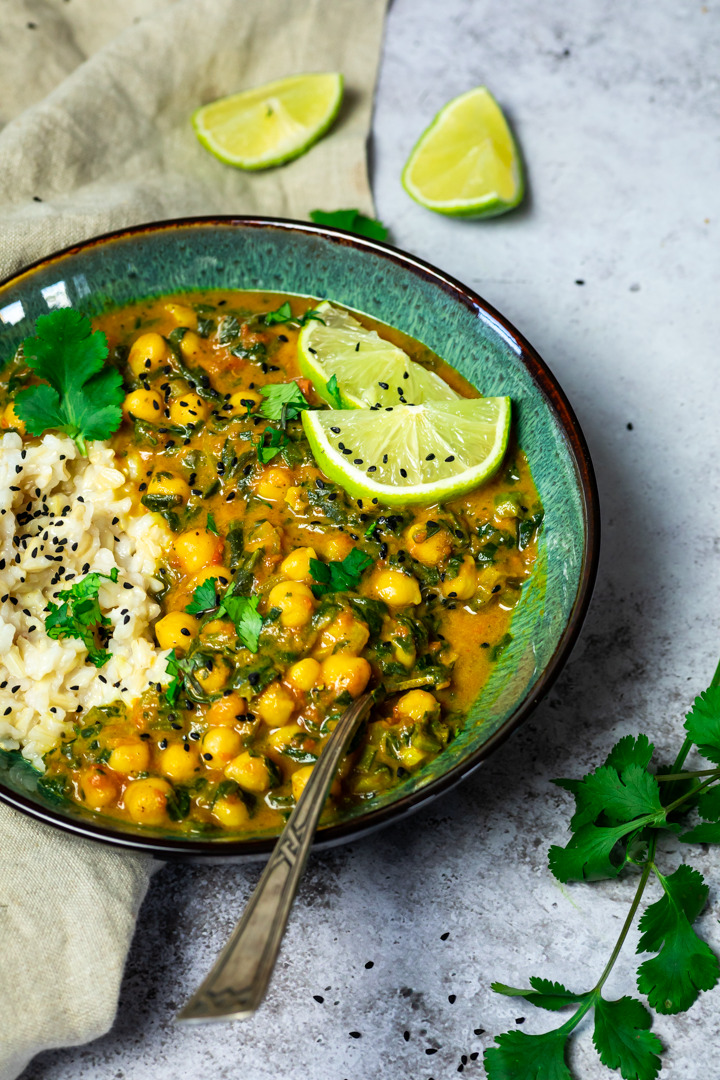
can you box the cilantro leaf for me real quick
[561,763,663,832]
[222,595,263,653]
[604,734,655,773]
[309,208,389,242]
[492,977,587,1013]
[263,301,293,325]
[326,373,344,410]
[548,820,646,882]
[14,309,123,455]
[164,649,184,705]
[636,864,719,1013]
[592,996,662,1080]
[680,786,720,843]
[484,1027,572,1080]
[309,549,374,598]
[257,426,289,463]
[684,686,720,763]
[44,568,118,667]
[206,512,219,536]
[258,382,310,422]
[185,578,219,616]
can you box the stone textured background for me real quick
[22,0,720,1076]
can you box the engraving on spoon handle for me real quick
[176,692,372,1023]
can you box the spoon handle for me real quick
[176,692,373,1023]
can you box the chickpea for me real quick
[229,389,262,414]
[372,569,421,608]
[179,330,203,363]
[266,723,304,753]
[394,689,440,723]
[147,471,190,504]
[225,751,273,793]
[441,554,477,601]
[128,332,168,377]
[202,726,243,767]
[284,486,305,514]
[173,528,222,574]
[2,402,25,433]
[206,693,247,726]
[405,521,453,567]
[124,777,173,825]
[280,547,317,583]
[320,655,372,698]
[256,681,296,726]
[267,580,315,629]
[314,610,369,659]
[291,763,341,801]
[123,388,164,423]
[108,740,150,775]
[212,796,250,829]
[169,391,209,426]
[159,742,200,782]
[195,657,231,694]
[322,532,354,562]
[164,302,198,330]
[189,565,231,592]
[155,610,199,651]
[80,766,118,809]
[285,657,321,693]
[256,466,293,502]
[201,618,236,641]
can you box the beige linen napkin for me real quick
[0,0,387,1075]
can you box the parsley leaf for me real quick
[185,578,219,615]
[222,595,263,653]
[258,382,310,422]
[14,309,123,455]
[309,549,374,598]
[684,686,720,763]
[309,208,389,242]
[326,373,344,409]
[484,1027,572,1080]
[206,512,219,536]
[593,996,662,1080]
[45,568,119,667]
[636,864,719,1013]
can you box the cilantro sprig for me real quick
[14,309,123,455]
[309,549,373,598]
[485,665,720,1080]
[258,382,310,423]
[261,301,326,328]
[309,208,389,242]
[184,577,264,653]
[45,568,119,668]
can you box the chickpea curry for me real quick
[29,292,543,836]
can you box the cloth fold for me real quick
[0,0,386,1075]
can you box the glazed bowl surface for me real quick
[0,217,599,860]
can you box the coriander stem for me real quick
[663,773,719,816]
[655,768,720,782]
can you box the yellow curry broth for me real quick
[38,290,541,836]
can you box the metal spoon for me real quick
[176,691,373,1023]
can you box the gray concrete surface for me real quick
[21,1,720,1077]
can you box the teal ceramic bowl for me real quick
[0,217,598,860]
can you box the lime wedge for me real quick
[402,86,523,218]
[302,397,511,507]
[192,73,344,170]
[298,301,459,409]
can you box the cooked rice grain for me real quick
[0,432,171,768]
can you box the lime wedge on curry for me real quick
[401,86,523,217]
[298,301,458,408]
[302,397,511,507]
[192,73,344,170]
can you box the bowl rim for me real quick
[0,215,600,859]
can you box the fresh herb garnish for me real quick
[164,649,184,705]
[485,665,720,1080]
[309,208,389,242]
[256,426,290,463]
[206,511,219,536]
[14,310,123,455]
[261,302,325,327]
[258,382,310,422]
[309,549,374,598]
[185,578,264,653]
[45,568,119,667]
[326,373,344,410]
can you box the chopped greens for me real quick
[261,302,325,327]
[185,577,264,653]
[326,373,344,409]
[309,549,374,598]
[14,309,123,455]
[44,568,119,668]
[258,382,310,422]
[206,511,219,535]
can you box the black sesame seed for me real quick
[400,468,407,478]
[378,382,389,389]
[180,627,191,636]
[203,752,213,761]
[448,994,456,1003]
[445,455,455,462]
[189,731,200,741]
[349,1031,362,1039]
[365,961,374,969]
[313,994,324,1003]
[426,453,435,461]
[403,371,409,379]
[353,459,363,465]
[248,672,260,686]
[440,931,450,940]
